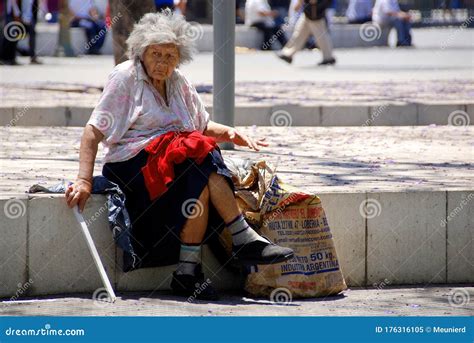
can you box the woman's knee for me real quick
[199,185,210,202]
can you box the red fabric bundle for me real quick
[141,130,217,200]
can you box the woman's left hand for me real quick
[227,128,269,151]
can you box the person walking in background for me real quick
[277,0,336,65]
[372,0,412,47]
[325,0,337,28]
[155,0,174,12]
[269,0,290,27]
[46,0,59,22]
[21,0,42,64]
[0,0,22,65]
[69,0,107,55]
[245,0,288,50]
[346,0,373,24]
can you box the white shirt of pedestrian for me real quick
[245,0,274,27]
[373,0,401,24]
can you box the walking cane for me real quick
[73,206,117,303]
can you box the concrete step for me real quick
[1,189,472,299]
[1,103,472,127]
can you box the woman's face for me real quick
[142,43,180,81]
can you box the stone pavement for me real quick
[1,45,473,126]
[1,126,473,195]
[0,78,473,108]
[1,286,472,316]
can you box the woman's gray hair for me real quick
[126,9,196,64]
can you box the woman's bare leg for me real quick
[207,171,294,266]
[207,172,241,223]
[208,172,266,245]
[179,186,209,244]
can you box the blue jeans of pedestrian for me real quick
[388,17,412,46]
[71,18,107,54]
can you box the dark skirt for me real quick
[103,147,235,272]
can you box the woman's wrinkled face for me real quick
[142,43,180,81]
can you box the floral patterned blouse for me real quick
[87,60,210,163]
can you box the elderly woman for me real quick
[65,10,293,301]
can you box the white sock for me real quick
[176,244,201,275]
[227,214,267,246]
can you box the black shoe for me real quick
[318,58,336,66]
[30,57,42,65]
[276,52,292,64]
[232,236,294,265]
[0,59,21,66]
[170,264,220,301]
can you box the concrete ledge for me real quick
[17,23,389,57]
[1,190,472,299]
[2,103,473,127]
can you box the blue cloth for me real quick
[346,0,373,22]
[388,16,411,46]
[28,176,139,270]
[70,18,107,54]
[155,0,174,7]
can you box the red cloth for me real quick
[141,130,217,200]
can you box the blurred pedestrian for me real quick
[69,0,107,54]
[155,0,174,12]
[236,0,246,24]
[245,0,288,50]
[277,0,336,65]
[175,0,187,16]
[0,0,22,65]
[372,0,412,47]
[326,0,336,28]
[46,0,59,22]
[346,0,373,24]
[269,0,290,27]
[20,0,42,64]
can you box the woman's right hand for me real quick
[65,178,92,213]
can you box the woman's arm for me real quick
[65,124,104,212]
[203,120,269,151]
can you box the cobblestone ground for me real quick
[1,286,472,316]
[0,79,473,108]
[0,126,472,194]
